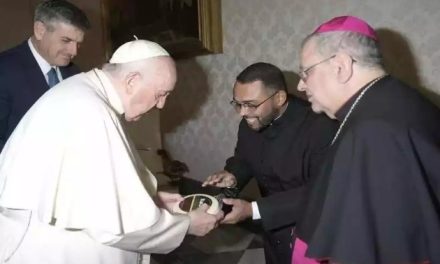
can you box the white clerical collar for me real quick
[90,69,125,115]
[28,38,61,82]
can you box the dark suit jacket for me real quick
[0,41,80,151]
[224,96,338,264]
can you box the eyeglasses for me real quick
[299,55,336,82]
[230,91,278,112]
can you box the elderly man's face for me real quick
[34,21,84,66]
[297,39,337,117]
[124,58,176,122]
[232,80,283,131]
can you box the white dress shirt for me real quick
[28,38,62,83]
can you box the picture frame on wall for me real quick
[101,0,223,59]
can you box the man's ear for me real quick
[124,72,141,95]
[276,90,287,106]
[333,53,354,84]
[34,21,46,41]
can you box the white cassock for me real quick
[0,69,190,264]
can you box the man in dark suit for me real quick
[202,62,338,264]
[0,0,90,151]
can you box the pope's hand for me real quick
[155,191,183,212]
[187,204,224,236]
[202,170,237,188]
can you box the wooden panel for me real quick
[0,0,34,52]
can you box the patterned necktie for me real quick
[47,67,60,88]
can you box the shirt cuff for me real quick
[251,201,261,220]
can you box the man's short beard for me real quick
[247,108,280,131]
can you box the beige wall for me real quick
[0,0,107,70]
[161,0,440,184]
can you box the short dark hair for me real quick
[236,62,287,92]
[34,0,90,31]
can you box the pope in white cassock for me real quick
[0,39,223,264]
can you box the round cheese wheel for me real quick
[173,194,220,215]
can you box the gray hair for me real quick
[34,0,90,31]
[303,31,384,69]
[102,61,149,79]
